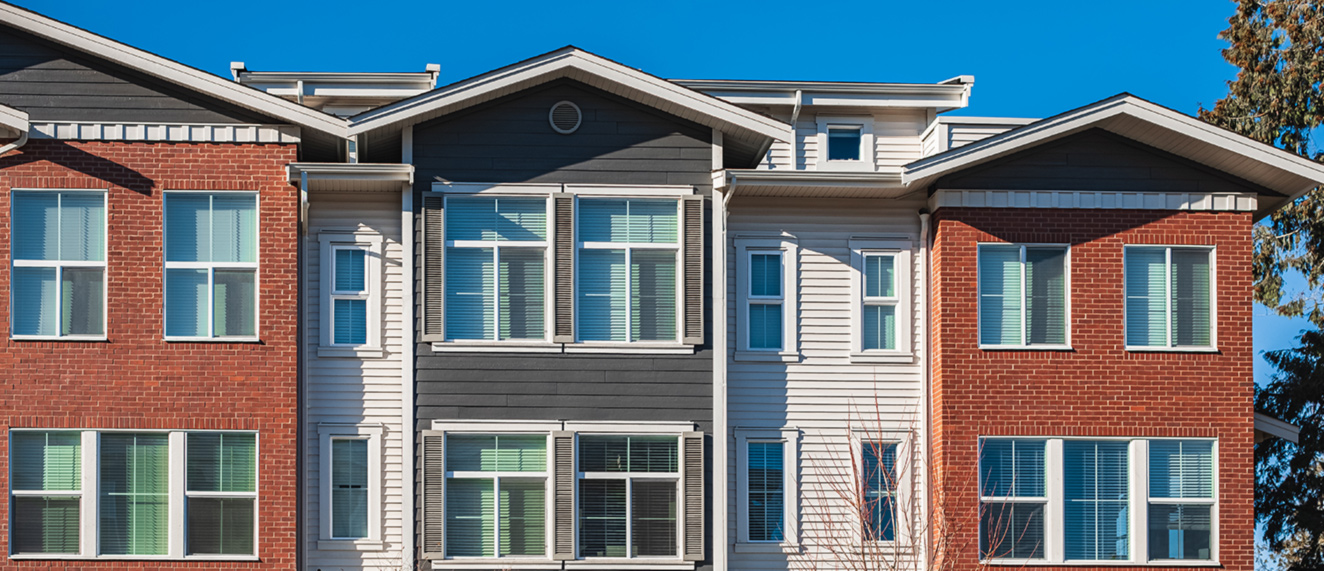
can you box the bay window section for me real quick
[10,431,81,555]
[978,244,1068,348]
[445,434,547,558]
[1125,246,1214,349]
[164,192,258,339]
[979,439,1046,559]
[1148,440,1214,561]
[186,433,256,555]
[11,190,106,339]
[577,198,679,343]
[578,435,679,558]
[444,196,547,342]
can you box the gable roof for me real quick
[348,47,792,143]
[0,1,347,138]
[903,93,1324,217]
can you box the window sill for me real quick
[8,555,259,561]
[565,343,695,355]
[850,351,914,364]
[318,539,386,551]
[565,560,695,570]
[1126,345,1219,353]
[165,336,262,343]
[734,542,801,553]
[431,341,562,353]
[982,560,1220,567]
[979,344,1074,351]
[431,560,561,570]
[318,346,386,358]
[10,335,108,342]
[734,350,798,363]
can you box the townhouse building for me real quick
[3,4,1322,571]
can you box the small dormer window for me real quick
[827,126,862,161]
[815,117,875,171]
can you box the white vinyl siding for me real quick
[1125,246,1214,350]
[10,190,106,339]
[576,198,680,343]
[978,244,1069,348]
[163,192,258,340]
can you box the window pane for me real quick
[827,127,862,161]
[1150,440,1214,499]
[750,254,781,297]
[578,249,627,341]
[13,496,80,554]
[165,194,210,263]
[187,498,254,555]
[62,268,104,336]
[580,199,677,244]
[446,247,495,340]
[448,435,547,472]
[334,299,367,345]
[12,431,81,491]
[1025,247,1066,345]
[1064,441,1130,560]
[58,192,106,262]
[165,268,208,337]
[979,245,1022,345]
[632,249,676,342]
[1126,248,1168,346]
[981,501,1045,559]
[1148,504,1212,560]
[500,478,546,556]
[979,439,1046,497]
[579,435,677,473]
[332,439,369,538]
[748,303,783,350]
[335,248,366,292]
[447,478,495,557]
[864,255,894,298]
[446,196,547,242]
[13,266,57,336]
[214,269,256,337]
[633,480,677,557]
[862,442,896,541]
[187,433,256,493]
[748,442,784,542]
[862,305,896,351]
[12,191,58,260]
[210,194,257,264]
[579,479,626,557]
[1171,249,1211,346]
[499,248,545,340]
[100,433,169,555]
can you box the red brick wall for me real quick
[930,208,1254,571]
[0,139,299,569]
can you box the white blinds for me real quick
[979,245,1023,345]
[99,433,170,556]
[186,433,256,555]
[579,199,677,244]
[1126,247,1212,347]
[445,196,547,341]
[1148,440,1214,560]
[445,434,548,558]
[979,245,1066,346]
[163,193,257,338]
[1064,441,1130,561]
[12,191,105,262]
[11,431,81,555]
[11,191,106,338]
[331,439,369,539]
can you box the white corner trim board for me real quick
[930,189,1258,212]
[29,122,302,144]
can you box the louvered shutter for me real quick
[421,431,446,559]
[551,431,576,560]
[420,196,445,342]
[681,432,705,561]
[553,195,576,343]
[682,196,705,345]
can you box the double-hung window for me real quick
[748,253,783,350]
[978,244,1068,348]
[446,434,548,558]
[577,198,679,343]
[318,424,383,546]
[10,190,106,339]
[1125,246,1214,349]
[164,192,258,340]
[851,240,911,359]
[578,435,680,558]
[10,431,82,555]
[444,195,548,342]
[735,428,799,548]
[862,441,898,542]
[736,238,797,358]
[319,233,384,353]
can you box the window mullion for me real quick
[624,247,633,342]
[494,476,502,557]
[625,476,634,558]
[1020,246,1028,346]
[207,266,216,339]
[493,245,502,342]
[1165,248,1173,347]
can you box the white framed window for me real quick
[163,191,259,341]
[318,232,384,356]
[1124,246,1215,351]
[734,428,799,551]
[577,433,682,559]
[978,437,1218,565]
[861,440,900,543]
[444,194,551,343]
[735,238,798,361]
[8,429,259,560]
[850,240,912,361]
[977,244,1070,349]
[815,117,875,172]
[318,424,384,549]
[10,189,107,340]
[576,197,681,344]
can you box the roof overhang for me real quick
[725,169,916,199]
[674,76,973,112]
[287,162,414,193]
[0,102,29,138]
[1255,412,1300,444]
[903,94,1324,219]
[348,48,792,144]
[0,2,348,138]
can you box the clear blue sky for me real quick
[12,0,1316,381]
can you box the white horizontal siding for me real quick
[727,198,927,571]
[949,123,1020,148]
[872,111,926,171]
[305,193,410,570]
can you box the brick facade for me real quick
[929,208,1254,571]
[0,139,300,569]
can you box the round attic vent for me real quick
[549,101,582,134]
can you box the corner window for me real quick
[736,239,797,359]
[851,240,912,360]
[1125,246,1214,349]
[318,424,383,547]
[815,118,875,171]
[164,192,258,340]
[735,428,799,549]
[445,195,548,342]
[578,435,680,558]
[577,198,680,343]
[862,441,898,542]
[319,233,384,354]
[978,244,1068,348]
[10,190,106,339]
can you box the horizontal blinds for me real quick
[210,194,257,264]
[1064,440,1130,561]
[748,442,784,542]
[12,191,105,262]
[61,268,104,336]
[499,248,545,340]
[12,431,81,491]
[1171,249,1212,347]
[213,270,255,337]
[862,305,896,351]
[1025,247,1066,345]
[100,433,169,555]
[446,248,495,340]
[165,194,210,262]
[334,299,368,344]
[1149,440,1213,499]
[579,198,677,244]
[864,255,894,298]
[12,267,57,336]
[186,433,256,493]
[446,196,547,242]
[980,438,1046,497]
[165,193,255,263]
[335,249,366,292]
[332,439,369,539]
[631,250,676,342]
[13,496,80,554]
[579,479,627,557]
[187,497,254,555]
[500,479,546,556]
[748,304,783,350]
[165,268,208,337]
[632,480,677,557]
[979,245,1022,345]
[1126,248,1168,346]
[448,434,547,472]
[578,249,627,341]
[981,501,1046,559]
[579,435,677,473]
[447,479,495,557]
[1148,504,1212,560]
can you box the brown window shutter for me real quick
[682,431,705,561]
[420,430,445,559]
[682,196,705,345]
[421,195,446,342]
[552,431,576,560]
[553,195,576,343]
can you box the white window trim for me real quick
[318,232,384,357]
[849,239,913,362]
[1122,245,1218,352]
[979,436,1219,566]
[9,188,109,341]
[976,243,1073,351]
[815,116,875,172]
[317,423,385,550]
[734,237,798,362]
[162,190,261,342]
[7,428,259,561]
[733,427,800,552]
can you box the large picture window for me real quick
[10,190,106,339]
[577,198,679,343]
[1125,246,1214,349]
[164,192,258,339]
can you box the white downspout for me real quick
[712,128,730,571]
[918,210,932,571]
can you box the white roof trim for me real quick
[349,48,791,142]
[287,162,414,183]
[1255,412,1300,444]
[0,3,347,138]
[0,103,29,135]
[30,121,299,143]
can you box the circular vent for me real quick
[549,101,582,134]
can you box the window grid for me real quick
[184,432,257,556]
[746,251,784,351]
[978,439,1047,560]
[10,431,82,555]
[444,195,550,342]
[10,190,107,339]
[329,246,370,346]
[163,192,259,340]
[577,435,681,559]
[576,198,681,344]
[1124,246,1215,349]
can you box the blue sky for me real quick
[12,0,1316,380]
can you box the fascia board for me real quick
[0,2,348,138]
[0,103,29,133]
[287,162,414,183]
[1254,412,1300,444]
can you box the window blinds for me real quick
[1126,247,1212,347]
[445,197,547,341]
[445,435,547,558]
[979,439,1046,559]
[1149,441,1213,560]
[862,442,897,542]
[1064,441,1130,561]
[331,439,369,539]
[979,246,1023,345]
[11,191,106,337]
[748,442,784,542]
[980,245,1066,346]
[100,434,170,555]
[578,199,679,342]
[11,432,81,554]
